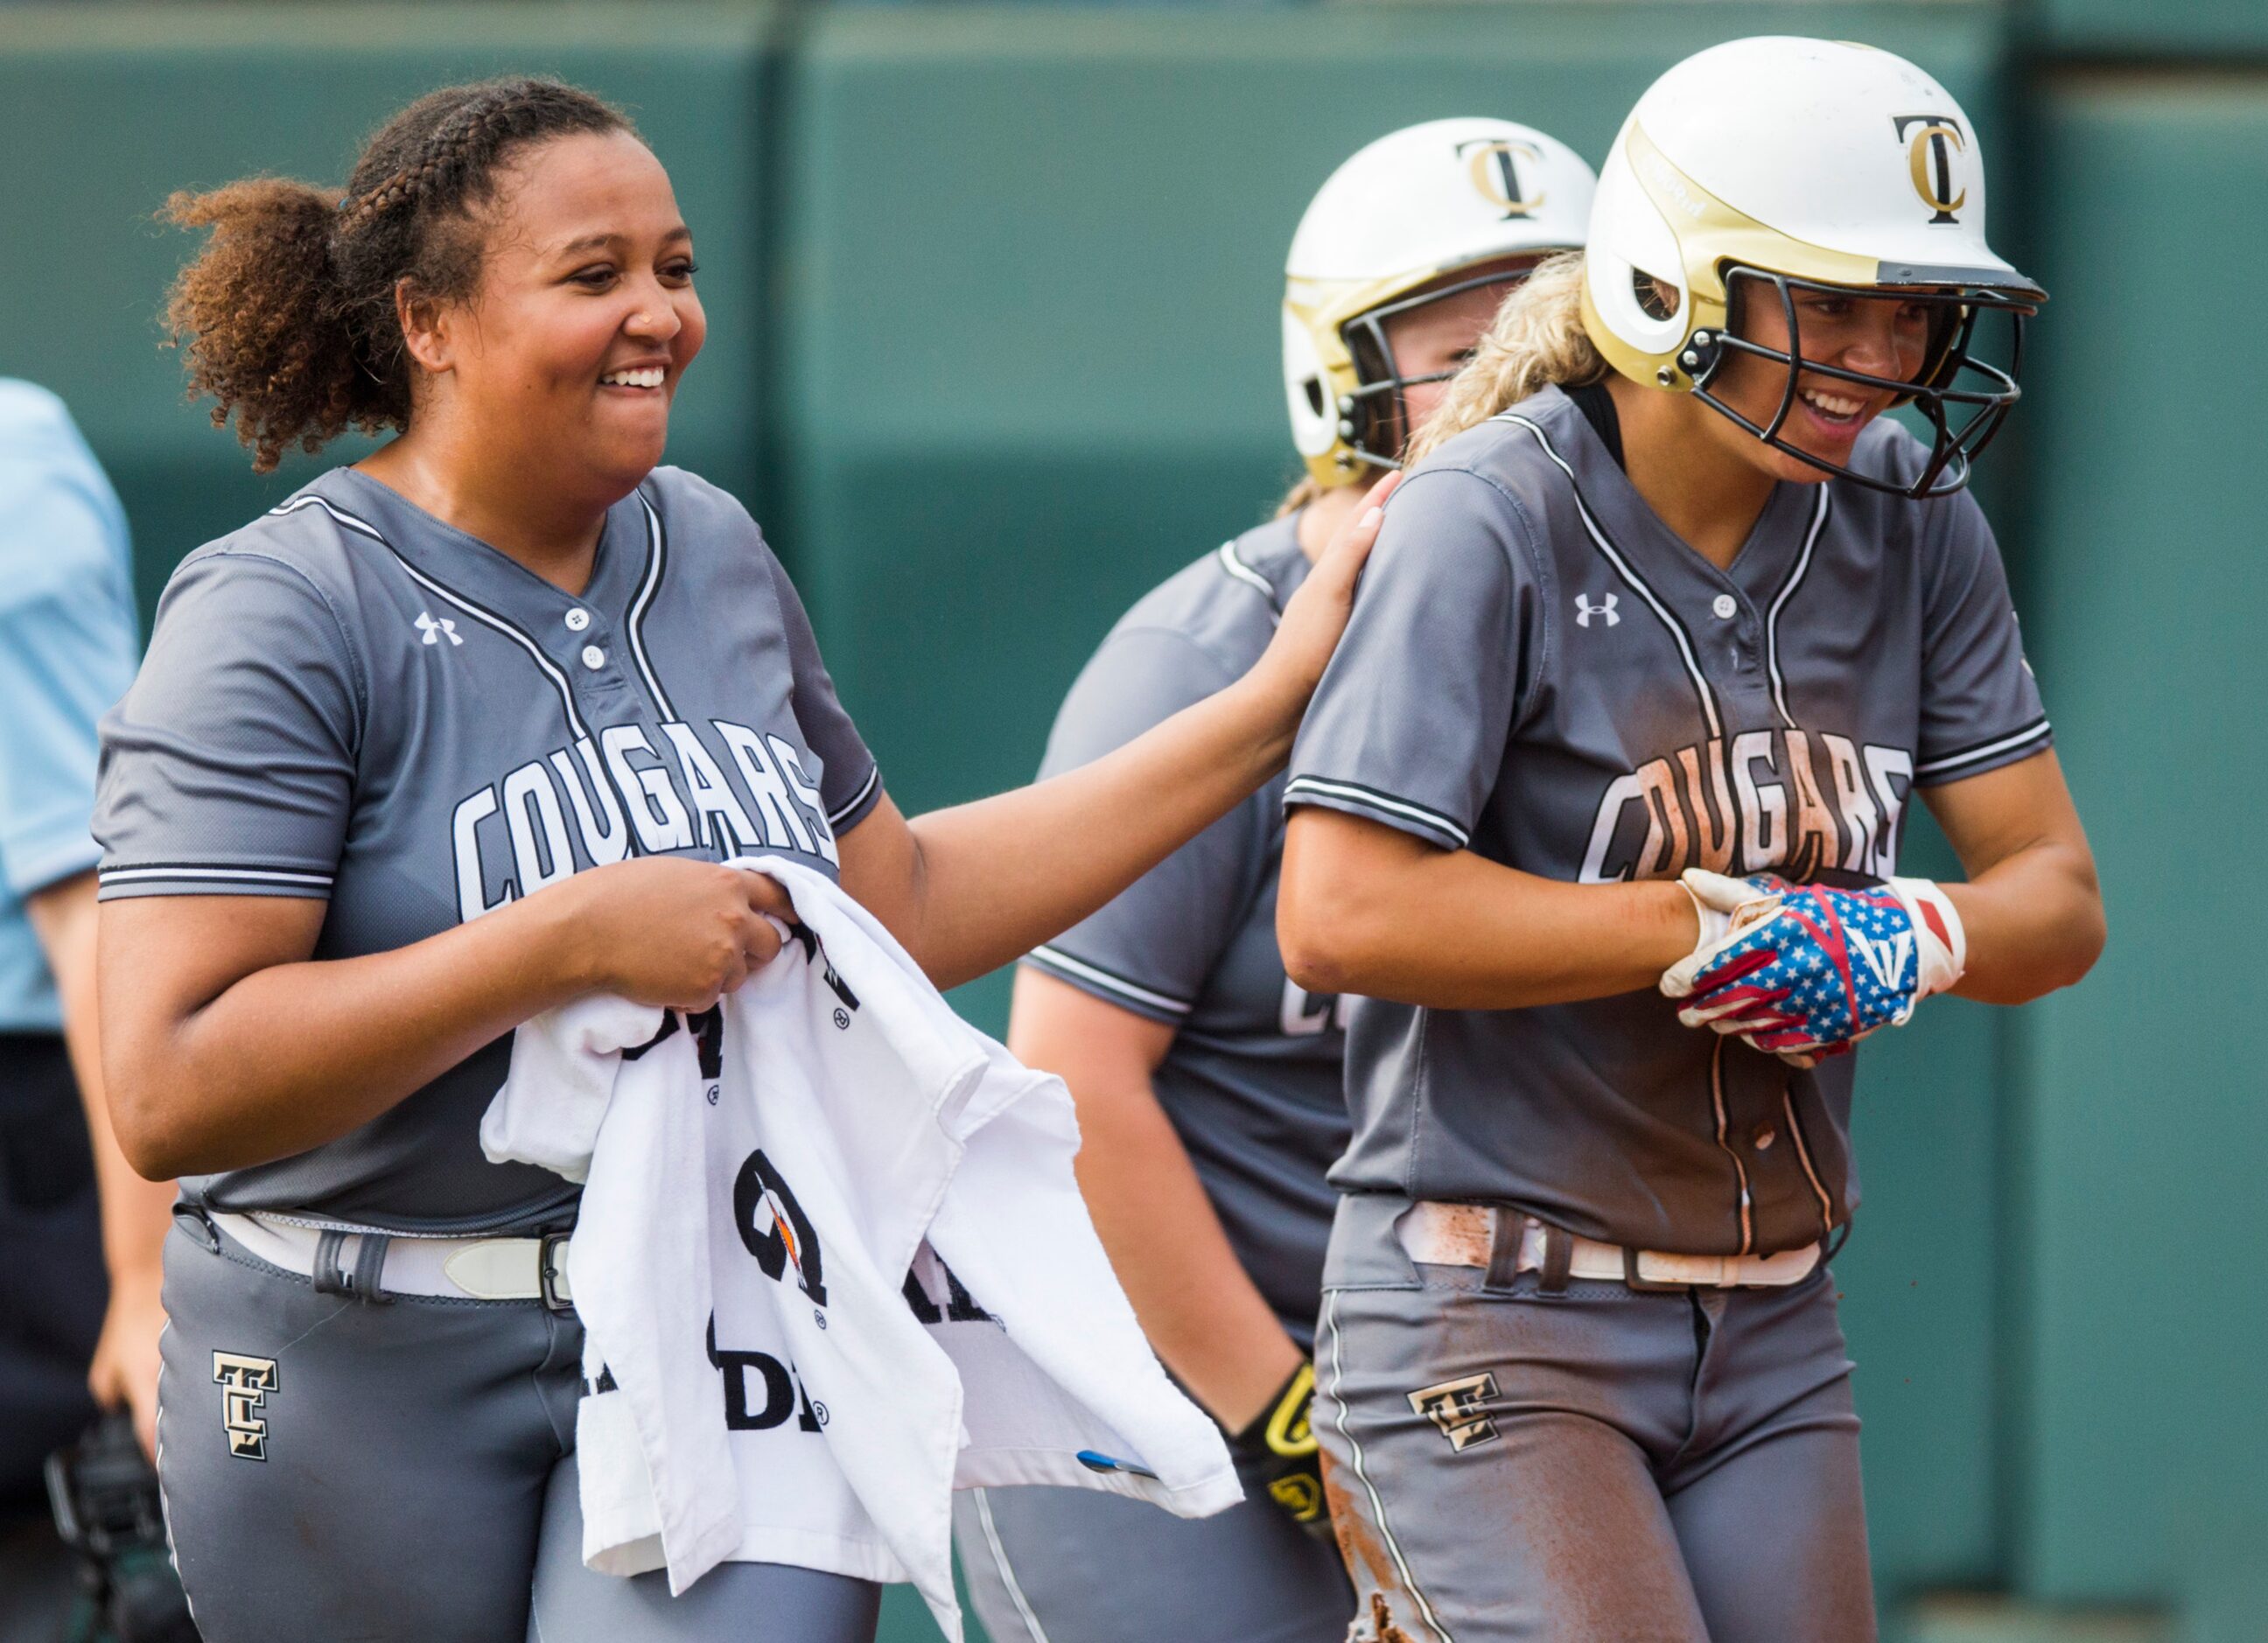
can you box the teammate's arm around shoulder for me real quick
[835,473,1394,992]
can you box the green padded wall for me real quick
[2034,0,2268,59]
[777,7,2017,1629]
[2011,72,2268,1642]
[0,1,774,620]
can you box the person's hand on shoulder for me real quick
[1249,471,1401,712]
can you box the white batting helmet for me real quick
[1581,37,2044,497]
[1284,118,1595,487]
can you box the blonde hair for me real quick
[1403,251,1606,468]
[1274,473,1324,519]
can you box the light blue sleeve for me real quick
[0,411,139,898]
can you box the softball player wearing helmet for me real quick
[90,78,1377,1643]
[950,120,1592,1643]
[1277,40,2104,1642]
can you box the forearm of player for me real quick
[839,479,1390,991]
[100,859,788,1179]
[1279,808,1700,1009]
[1925,752,2105,1005]
[100,891,602,1179]
[1010,969,1301,1431]
[848,679,1297,991]
[26,873,177,1278]
[29,872,174,1456]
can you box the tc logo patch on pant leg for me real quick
[1408,1373,1500,1452]
[213,1352,279,1461]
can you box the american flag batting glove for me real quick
[1660,870,1966,1067]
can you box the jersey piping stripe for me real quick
[99,864,333,888]
[150,1323,207,1640]
[271,494,593,745]
[1215,538,1284,624]
[1027,945,1194,1017]
[1321,1290,1457,1643]
[1495,414,1724,742]
[1913,717,2053,780]
[825,763,881,829]
[1765,489,1833,731]
[970,1488,1055,1643]
[628,491,678,718]
[271,493,390,547]
[1784,1087,1836,1231]
[1710,1038,1754,1255]
[1284,775,1470,849]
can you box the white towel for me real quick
[482,856,1239,1640]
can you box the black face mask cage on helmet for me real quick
[1683,266,2037,500]
[1335,268,1535,471]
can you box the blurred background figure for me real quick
[0,379,186,1641]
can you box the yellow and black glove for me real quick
[1230,1361,1334,1542]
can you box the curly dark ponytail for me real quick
[163,78,633,472]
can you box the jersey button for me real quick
[580,644,606,671]
[1712,594,1740,620]
[1753,1123,1777,1151]
[564,608,592,633]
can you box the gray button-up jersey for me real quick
[1286,386,2050,1256]
[1026,517,1348,1349]
[94,466,881,1233]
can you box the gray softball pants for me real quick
[153,1212,881,1643]
[952,1463,1354,1643]
[1312,1195,1874,1643]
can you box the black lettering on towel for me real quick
[706,1316,822,1432]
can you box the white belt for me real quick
[1397,1201,1820,1290]
[208,1212,574,1308]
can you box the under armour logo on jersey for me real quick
[1575,593,1620,628]
[415,611,463,647]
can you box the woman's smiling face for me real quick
[1703,280,1939,484]
[428,128,707,497]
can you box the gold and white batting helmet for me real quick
[1284,118,1595,487]
[1581,37,2045,497]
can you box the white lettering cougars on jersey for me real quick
[452,718,842,923]
[1578,728,1912,884]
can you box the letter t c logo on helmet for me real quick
[1892,115,1969,224]
[1458,136,1548,220]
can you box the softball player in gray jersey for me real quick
[1278,42,2105,1643]
[953,122,1592,1643]
[90,80,1379,1643]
